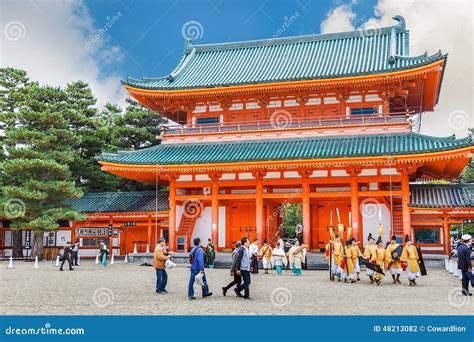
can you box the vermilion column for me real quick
[401,172,412,240]
[443,214,450,255]
[211,174,220,248]
[301,174,311,248]
[147,213,152,249]
[255,173,264,244]
[168,176,177,251]
[350,176,360,240]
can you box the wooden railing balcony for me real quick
[163,111,414,136]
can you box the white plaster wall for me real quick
[176,205,183,231]
[361,203,391,244]
[192,206,226,248]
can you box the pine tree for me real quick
[0,83,84,259]
[0,68,31,257]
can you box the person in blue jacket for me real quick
[188,237,213,300]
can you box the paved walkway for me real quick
[0,261,471,315]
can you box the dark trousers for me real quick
[235,270,251,298]
[156,268,168,292]
[71,251,78,266]
[224,274,242,291]
[60,256,72,270]
[461,270,470,295]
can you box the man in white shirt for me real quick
[249,239,259,274]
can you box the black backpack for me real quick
[189,247,197,264]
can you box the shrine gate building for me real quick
[95,16,474,253]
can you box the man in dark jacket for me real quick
[188,238,212,300]
[222,241,242,296]
[457,234,472,296]
[60,242,74,271]
[234,237,252,299]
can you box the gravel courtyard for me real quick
[0,260,472,316]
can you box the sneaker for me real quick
[203,292,213,298]
[243,297,252,300]
[222,287,227,296]
[156,291,164,295]
[188,296,196,300]
[162,289,168,293]
[234,289,243,298]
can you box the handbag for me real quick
[165,259,176,269]
[195,272,204,286]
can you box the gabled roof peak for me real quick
[190,15,407,53]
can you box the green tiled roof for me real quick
[66,191,169,213]
[410,184,474,208]
[98,133,473,166]
[123,16,446,91]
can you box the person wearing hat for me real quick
[457,234,472,296]
[363,233,377,284]
[341,238,358,283]
[351,238,362,281]
[385,235,403,284]
[373,236,386,286]
[332,234,343,281]
[153,238,171,294]
[400,235,421,286]
[258,240,273,274]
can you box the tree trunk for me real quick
[32,231,44,261]
[12,230,23,258]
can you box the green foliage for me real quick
[281,203,302,238]
[0,81,84,235]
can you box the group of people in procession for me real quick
[327,232,423,286]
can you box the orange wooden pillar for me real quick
[350,175,360,240]
[255,173,264,244]
[443,213,450,255]
[301,172,311,248]
[211,174,220,248]
[401,173,412,240]
[168,176,177,251]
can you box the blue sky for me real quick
[86,0,377,81]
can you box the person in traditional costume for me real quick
[205,238,216,268]
[373,236,386,286]
[271,244,287,275]
[341,238,357,283]
[331,234,343,281]
[353,240,362,281]
[288,240,305,276]
[400,235,421,286]
[363,233,377,284]
[249,239,259,274]
[258,240,273,274]
[385,235,402,284]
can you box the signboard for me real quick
[124,222,136,227]
[108,224,113,237]
[24,230,31,249]
[464,219,474,224]
[75,227,109,237]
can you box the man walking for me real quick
[234,237,252,299]
[71,242,79,266]
[222,241,242,296]
[188,238,212,300]
[59,241,74,271]
[457,234,472,296]
[154,238,171,294]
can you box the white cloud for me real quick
[0,0,127,108]
[320,5,356,34]
[320,0,473,137]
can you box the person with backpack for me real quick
[188,238,212,300]
[234,237,252,299]
[222,241,242,296]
